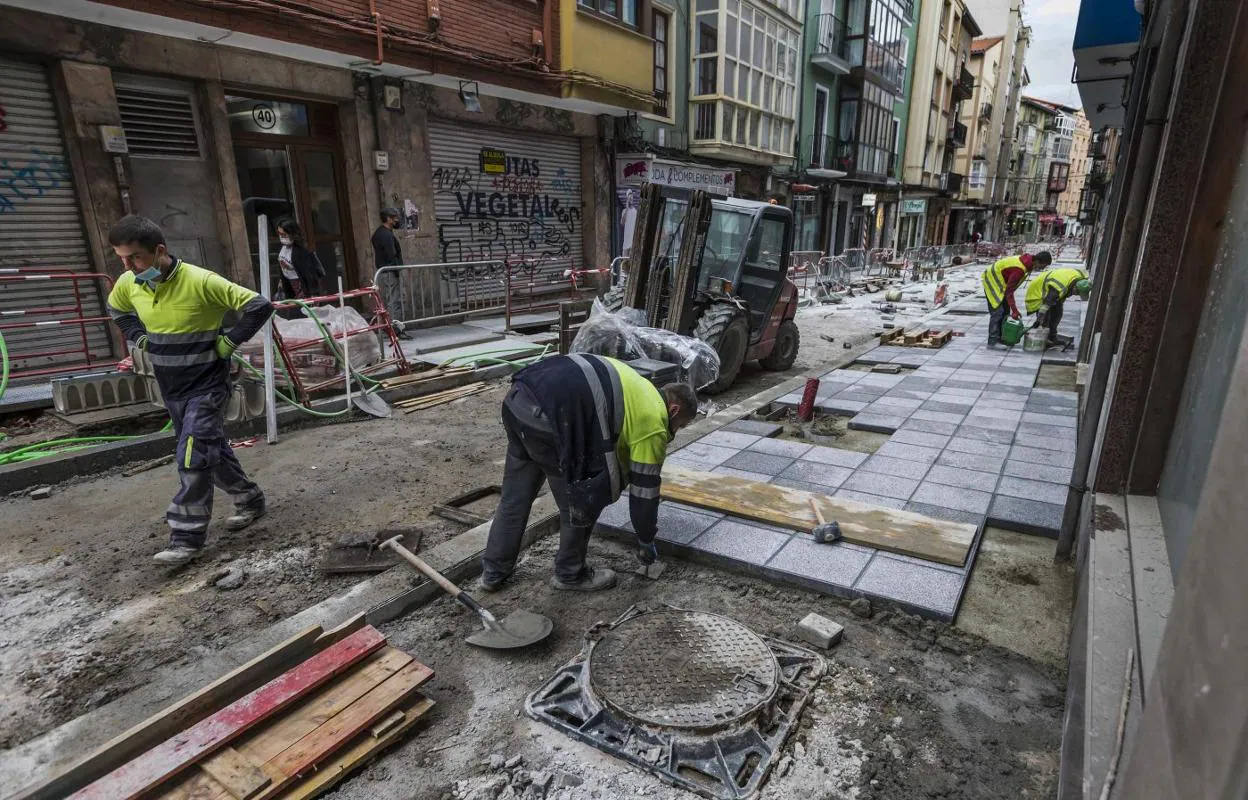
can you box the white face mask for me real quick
[278,236,293,246]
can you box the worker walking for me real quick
[1025,266,1091,348]
[481,355,700,592]
[106,216,275,565]
[981,250,1052,347]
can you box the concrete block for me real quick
[833,489,909,510]
[853,555,963,618]
[937,449,1006,474]
[874,441,942,464]
[995,475,1069,506]
[670,441,739,468]
[911,482,992,514]
[840,472,920,501]
[712,466,776,483]
[691,519,792,565]
[899,418,959,436]
[769,538,873,588]
[819,398,870,416]
[777,460,854,489]
[944,436,1003,456]
[848,414,907,434]
[904,501,985,527]
[1003,459,1072,485]
[986,494,1064,538]
[800,446,869,469]
[924,464,1000,493]
[1009,444,1076,469]
[955,425,1016,445]
[748,437,813,458]
[888,429,951,449]
[52,371,150,414]
[910,409,966,425]
[861,454,932,480]
[697,430,762,450]
[722,450,795,476]
[724,419,784,438]
[795,612,845,649]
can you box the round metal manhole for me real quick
[587,609,779,731]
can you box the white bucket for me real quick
[1023,328,1049,352]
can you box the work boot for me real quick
[550,566,617,592]
[224,505,266,532]
[476,572,510,593]
[152,545,202,565]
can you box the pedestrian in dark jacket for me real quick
[371,207,410,338]
[275,219,324,299]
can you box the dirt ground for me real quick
[331,534,1065,800]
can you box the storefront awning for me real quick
[1073,0,1142,129]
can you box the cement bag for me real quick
[571,300,720,390]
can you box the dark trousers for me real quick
[482,387,594,584]
[165,388,264,548]
[1047,301,1065,343]
[987,299,1010,344]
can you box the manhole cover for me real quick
[588,609,779,730]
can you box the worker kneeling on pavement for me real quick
[481,354,699,592]
[1025,266,1091,347]
[981,250,1052,347]
[106,215,275,565]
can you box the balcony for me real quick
[952,64,975,102]
[848,40,905,96]
[947,121,968,148]
[939,172,964,196]
[811,14,851,75]
[979,101,993,120]
[898,0,915,21]
[805,134,848,177]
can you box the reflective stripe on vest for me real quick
[981,256,1024,307]
[566,354,625,500]
[1025,267,1087,314]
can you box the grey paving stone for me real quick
[933,386,982,399]
[848,414,908,434]
[923,400,976,414]
[1003,459,1072,485]
[911,482,993,514]
[724,419,785,438]
[1013,433,1077,452]
[1022,411,1077,428]
[987,495,1064,538]
[925,464,1000,493]
[1017,421,1077,440]
[691,519,794,565]
[1025,402,1079,416]
[944,436,1004,456]
[983,385,1032,397]
[669,441,738,467]
[873,396,924,411]
[652,505,721,544]
[597,497,633,531]
[819,398,871,416]
[904,501,986,528]
[853,555,963,618]
[874,441,943,464]
[973,400,1028,415]
[777,460,854,489]
[888,429,952,449]
[800,446,870,469]
[712,466,775,483]
[1009,444,1077,469]
[722,450,795,476]
[962,414,1020,432]
[835,390,886,404]
[885,389,936,401]
[748,437,814,458]
[833,489,909,510]
[861,454,932,480]
[911,409,966,425]
[840,472,920,501]
[937,449,1006,473]
[955,425,1016,445]
[899,376,944,390]
[1029,388,1078,405]
[766,538,874,587]
[697,430,762,450]
[996,475,1069,506]
[944,379,988,391]
[775,392,804,407]
[900,418,959,436]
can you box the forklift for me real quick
[603,183,801,394]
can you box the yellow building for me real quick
[559,2,658,114]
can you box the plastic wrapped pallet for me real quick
[571,300,720,390]
[236,304,381,388]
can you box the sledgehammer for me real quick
[809,498,842,544]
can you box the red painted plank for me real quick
[70,626,387,800]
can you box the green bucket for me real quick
[1001,317,1026,347]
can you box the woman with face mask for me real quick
[275,219,325,299]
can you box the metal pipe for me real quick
[258,213,278,445]
[370,0,385,64]
[1054,0,1187,561]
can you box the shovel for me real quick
[378,535,554,650]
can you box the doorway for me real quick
[227,94,355,294]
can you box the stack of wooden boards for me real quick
[394,382,489,413]
[24,622,432,800]
[879,328,954,349]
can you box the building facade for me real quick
[1004,96,1056,238]
[950,34,1002,242]
[1056,108,1092,235]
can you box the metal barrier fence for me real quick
[504,257,605,330]
[0,269,123,381]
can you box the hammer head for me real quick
[813,522,842,544]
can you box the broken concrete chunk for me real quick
[28,486,52,500]
[213,565,246,590]
[849,598,873,618]
[796,613,844,650]
[488,753,506,771]
[505,754,524,769]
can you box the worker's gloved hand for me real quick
[1036,306,1050,327]
[215,335,238,360]
[1010,309,1021,320]
[636,538,659,566]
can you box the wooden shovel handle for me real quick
[379,535,462,598]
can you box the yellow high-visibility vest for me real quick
[1025,267,1088,314]
[981,255,1027,307]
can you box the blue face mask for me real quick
[134,265,161,285]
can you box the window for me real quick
[578,0,638,27]
[653,10,669,114]
[970,161,986,188]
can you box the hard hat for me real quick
[1075,279,1092,299]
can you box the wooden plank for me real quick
[13,625,325,800]
[660,466,976,566]
[252,662,434,799]
[197,748,269,800]
[278,694,435,800]
[71,626,387,800]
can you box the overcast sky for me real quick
[1023,0,1082,108]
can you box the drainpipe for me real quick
[1054,0,1186,561]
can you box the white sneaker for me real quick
[153,546,202,565]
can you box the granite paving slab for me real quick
[848,414,908,434]
[899,418,959,436]
[724,419,784,438]
[721,450,795,475]
[874,441,943,464]
[712,466,776,483]
[1017,421,1078,439]
[996,475,1069,506]
[925,464,1001,493]
[833,489,909,510]
[962,414,1021,433]
[1009,444,1077,469]
[776,460,854,489]
[944,436,1005,456]
[836,390,887,403]
[853,555,964,618]
[923,400,976,414]
[765,537,875,587]
[937,449,1006,473]
[987,494,1064,538]
[669,441,738,467]
[748,437,814,458]
[911,409,966,425]
[911,481,993,514]
[904,501,986,527]
[819,398,871,416]
[860,454,933,480]
[691,519,793,563]
[888,429,952,449]
[1022,411,1078,428]
[873,396,924,411]
[1003,459,1072,485]
[840,472,920,500]
[697,430,762,450]
[800,446,870,469]
[1014,433,1077,452]
[955,425,1016,444]
[885,389,936,401]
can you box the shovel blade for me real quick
[352,392,392,418]
[465,610,554,650]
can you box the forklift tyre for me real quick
[759,319,800,371]
[694,305,749,394]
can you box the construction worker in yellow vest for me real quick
[981,250,1052,346]
[1026,266,1091,348]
